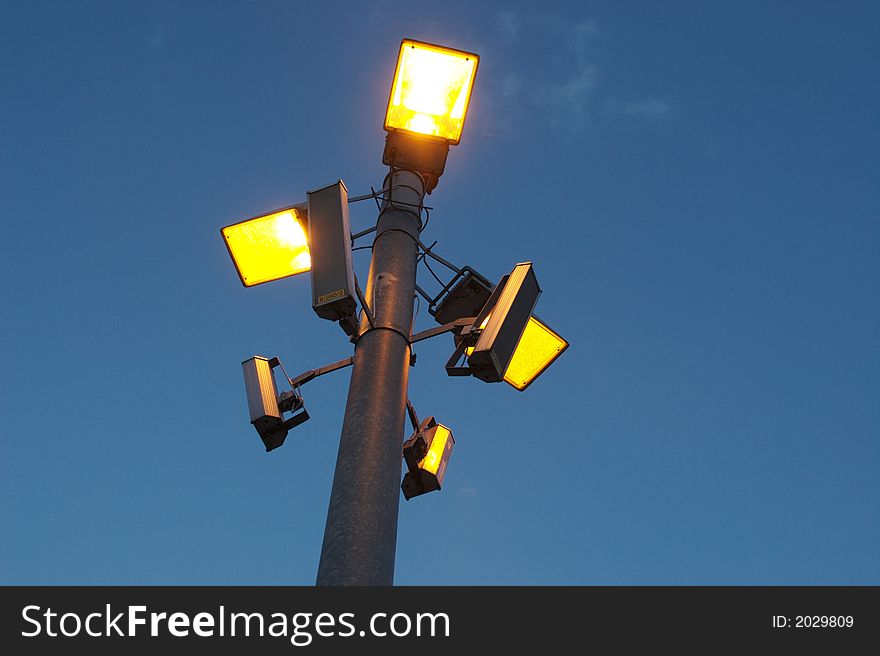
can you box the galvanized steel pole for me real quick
[316,169,426,586]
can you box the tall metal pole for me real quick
[316,168,426,586]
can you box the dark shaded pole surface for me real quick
[316,169,426,586]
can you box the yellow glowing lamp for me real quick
[419,424,452,477]
[385,39,479,145]
[401,418,455,500]
[464,315,568,391]
[503,316,569,391]
[221,208,311,287]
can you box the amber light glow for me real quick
[384,40,479,144]
[466,315,568,391]
[420,424,452,476]
[221,209,311,287]
[503,316,569,391]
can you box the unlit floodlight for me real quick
[242,356,309,452]
[307,180,357,323]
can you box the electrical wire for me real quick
[348,183,457,321]
[410,293,421,359]
[417,238,461,274]
[371,186,383,212]
[422,256,447,288]
[348,186,432,246]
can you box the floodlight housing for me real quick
[221,207,310,287]
[467,262,541,383]
[431,269,494,325]
[384,39,479,145]
[242,356,309,452]
[401,417,455,500]
[439,266,568,390]
[383,39,479,193]
[307,181,357,322]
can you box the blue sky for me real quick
[1,1,878,584]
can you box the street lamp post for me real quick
[316,169,426,586]
[220,38,568,587]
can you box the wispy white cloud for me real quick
[568,19,601,59]
[459,485,480,497]
[538,66,599,128]
[536,20,601,129]
[480,14,671,136]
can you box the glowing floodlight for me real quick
[463,315,567,390]
[385,39,479,144]
[401,417,455,500]
[437,267,568,390]
[467,262,540,383]
[383,39,480,193]
[221,207,310,287]
[503,316,569,391]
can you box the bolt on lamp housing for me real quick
[401,417,455,500]
[383,39,479,192]
[221,207,310,287]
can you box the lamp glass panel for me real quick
[503,316,568,391]
[420,425,451,475]
[222,209,310,287]
[385,40,478,144]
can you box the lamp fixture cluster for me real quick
[221,39,568,500]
